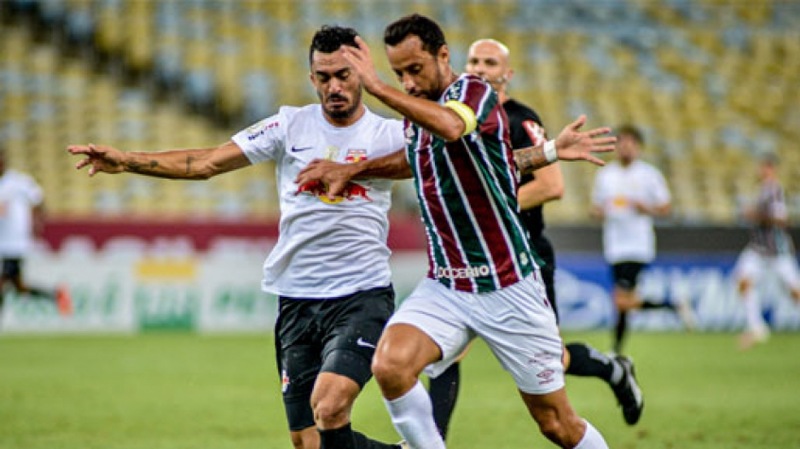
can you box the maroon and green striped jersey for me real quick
[404,74,538,293]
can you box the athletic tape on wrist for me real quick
[544,139,558,163]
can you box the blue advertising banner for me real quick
[555,252,800,331]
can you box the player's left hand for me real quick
[341,36,384,95]
[554,115,616,166]
[295,159,357,201]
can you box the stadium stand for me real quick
[1,0,798,224]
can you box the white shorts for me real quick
[388,273,564,395]
[733,247,800,291]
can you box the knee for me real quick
[312,396,349,428]
[371,351,409,387]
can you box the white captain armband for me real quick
[444,100,477,136]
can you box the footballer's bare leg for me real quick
[310,371,401,449]
[311,372,361,431]
[521,388,608,448]
[290,426,320,449]
[372,324,441,399]
[372,324,446,449]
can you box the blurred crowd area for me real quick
[1,0,799,224]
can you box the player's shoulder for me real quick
[361,108,404,134]
[504,99,543,125]
[635,159,664,175]
[279,104,316,121]
[4,169,39,189]
[447,73,492,97]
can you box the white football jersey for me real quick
[232,105,405,298]
[592,160,671,264]
[0,170,44,257]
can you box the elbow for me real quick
[441,129,465,142]
[549,183,565,201]
[190,166,217,180]
[441,119,468,142]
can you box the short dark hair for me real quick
[616,124,644,145]
[309,25,359,65]
[384,13,447,56]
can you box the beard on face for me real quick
[418,64,445,101]
[319,88,362,120]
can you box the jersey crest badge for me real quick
[345,149,367,163]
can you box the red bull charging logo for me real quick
[296,180,372,204]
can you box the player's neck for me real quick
[498,91,509,104]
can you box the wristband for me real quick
[544,139,558,163]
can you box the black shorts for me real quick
[611,262,647,291]
[1,258,22,278]
[530,235,558,322]
[275,285,395,431]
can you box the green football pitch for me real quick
[1,331,799,449]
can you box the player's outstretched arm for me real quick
[295,148,411,200]
[514,115,616,175]
[67,141,251,180]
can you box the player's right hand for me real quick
[295,159,357,201]
[67,144,126,176]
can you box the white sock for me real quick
[742,289,767,333]
[384,380,446,449]
[574,420,609,449]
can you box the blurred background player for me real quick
[0,146,71,316]
[424,38,644,439]
[733,153,800,350]
[590,125,694,355]
[68,25,405,449]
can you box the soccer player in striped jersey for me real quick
[296,14,614,449]
[733,154,800,349]
[421,38,643,436]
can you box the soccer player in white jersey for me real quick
[733,154,800,350]
[590,125,693,354]
[296,14,615,449]
[69,26,406,449]
[0,147,72,316]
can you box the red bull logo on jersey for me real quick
[296,179,372,204]
[436,264,491,279]
[345,149,367,163]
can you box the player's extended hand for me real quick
[554,115,616,166]
[67,143,126,176]
[341,36,384,95]
[295,159,358,201]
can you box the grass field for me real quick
[1,331,799,449]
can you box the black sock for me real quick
[352,429,401,449]
[319,424,356,449]
[565,342,615,385]
[613,311,628,354]
[320,423,399,449]
[26,287,55,301]
[429,362,460,439]
[641,300,675,311]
